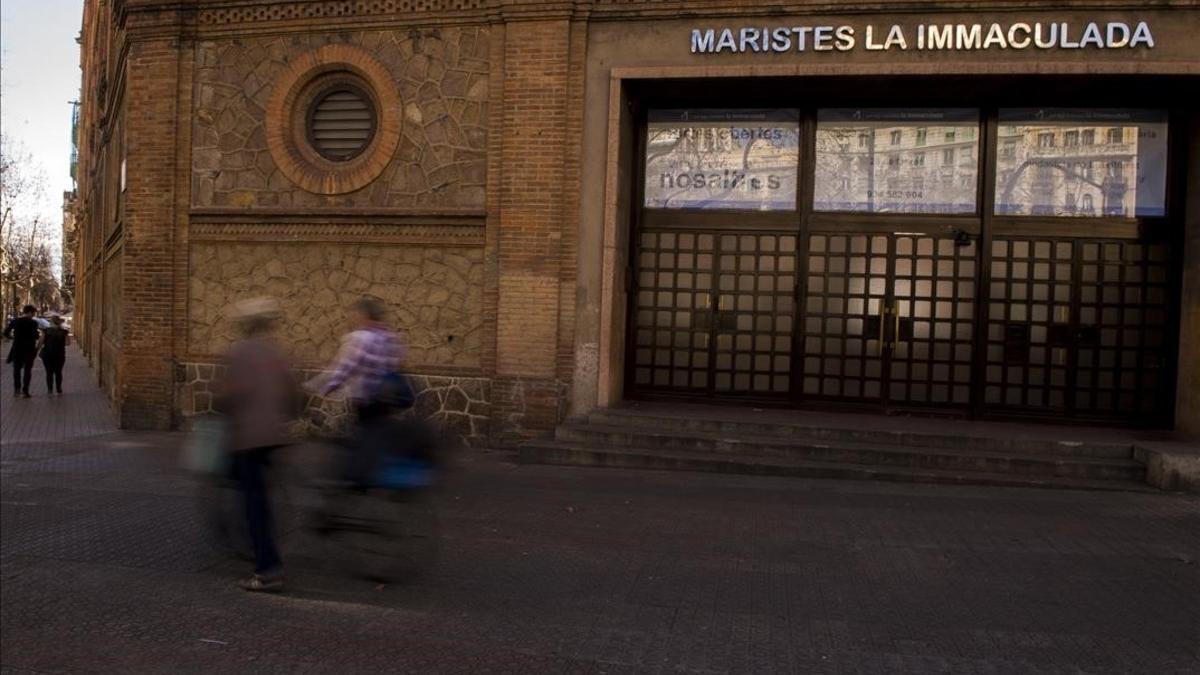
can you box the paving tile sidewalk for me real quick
[1,344,117,445]
[2,349,1200,673]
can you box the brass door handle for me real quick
[876,304,902,353]
[877,306,888,355]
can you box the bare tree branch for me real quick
[1,134,59,313]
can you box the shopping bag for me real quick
[183,415,230,475]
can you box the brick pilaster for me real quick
[117,36,181,430]
[491,19,575,440]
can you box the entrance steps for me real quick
[518,403,1153,491]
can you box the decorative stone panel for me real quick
[407,373,491,445]
[176,361,491,447]
[187,241,484,368]
[193,27,489,208]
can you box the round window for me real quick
[266,45,402,194]
[305,85,377,161]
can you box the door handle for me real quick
[699,310,739,332]
[875,305,901,355]
[717,311,738,332]
[875,304,907,353]
[877,306,888,355]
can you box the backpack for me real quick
[375,370,416,409]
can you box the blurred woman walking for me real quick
[216,297,297,593]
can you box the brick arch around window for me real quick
[265,44,402,195]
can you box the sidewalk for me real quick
[1,344,117,445]
[2,350,1199,673]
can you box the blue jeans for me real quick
[233,447,282,575]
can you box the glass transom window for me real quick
[814,109,980,214]
[644,109,800,211]
[994,109,1168,218]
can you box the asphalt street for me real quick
[2,349,1198,673]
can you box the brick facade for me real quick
[75,0,593,439]
[73,1,1200,441]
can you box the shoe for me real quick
[21,391,31,398]
[238,574,284,593]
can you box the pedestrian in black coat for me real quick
[3,305,41,398]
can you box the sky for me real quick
[1,0,84,273]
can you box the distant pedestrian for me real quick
[4,305,41,398]
[39,315,70,395]
[215,297,298,593]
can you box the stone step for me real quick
[586,408,1135,459]
[519,442,1156,493]
[555,423,1144,481]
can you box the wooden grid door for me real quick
[800,233,889,403]
[887,235,977,407]
[983,238,1173,420]
[710,233,797,396]
[631,230,715,393]
[984,239,1076,413]
[800,232,977,409]
[1075,241,1172,418]
[629,229,796,398]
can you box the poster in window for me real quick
[813,109,980,214]
[644,109,799,211]
[994,109,1168,218]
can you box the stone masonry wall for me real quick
[192,27,489,209]
[187,241,484,368]
[177,362,491,447]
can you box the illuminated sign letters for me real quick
[690,21,1155,54]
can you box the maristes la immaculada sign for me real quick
[690,21,1155,54]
